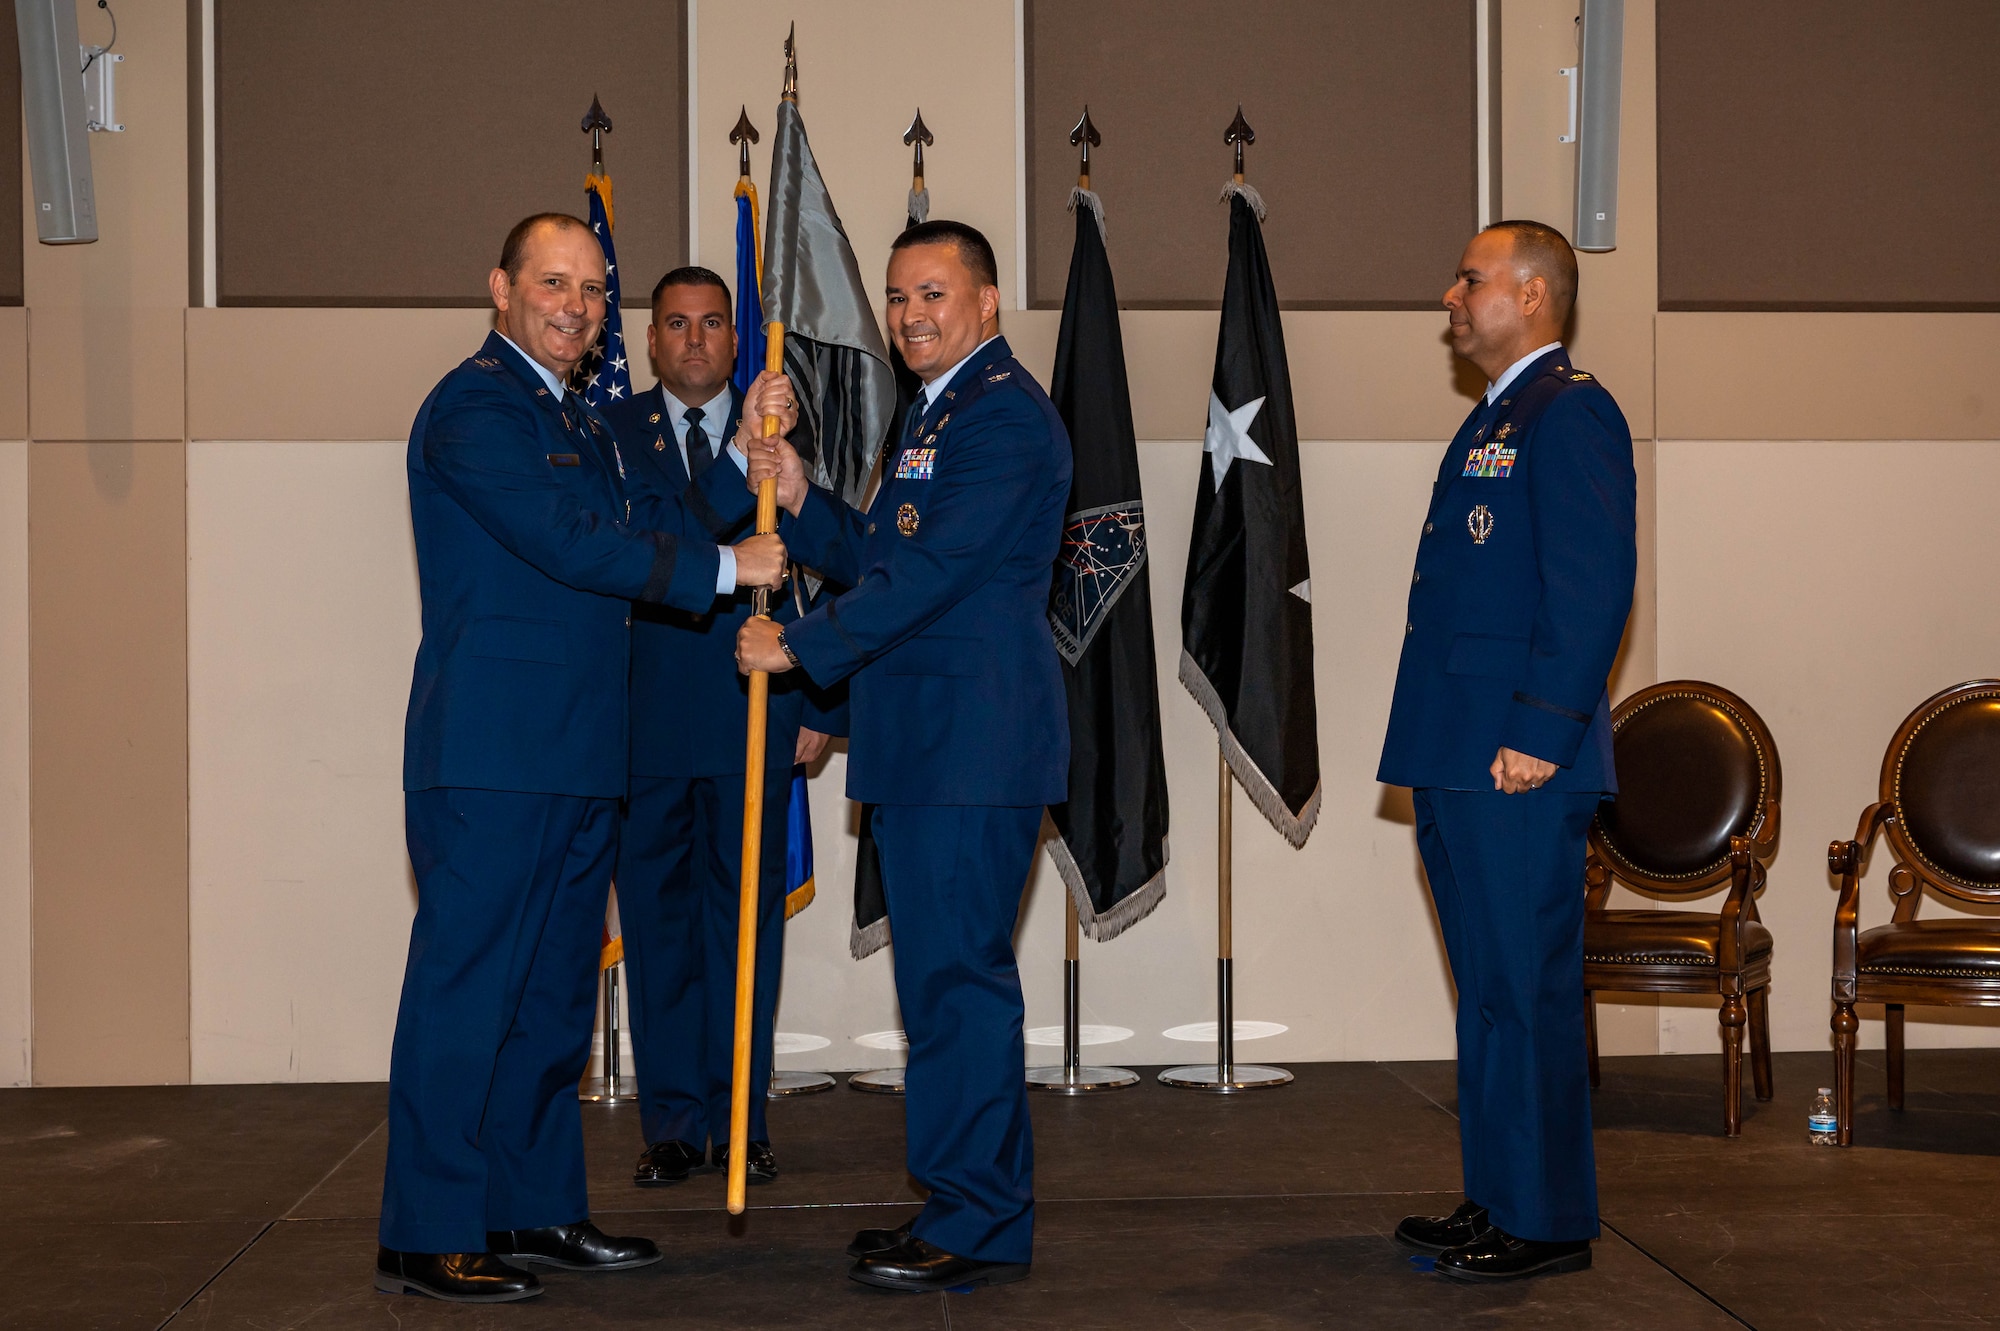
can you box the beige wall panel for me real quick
[1656,440,2000,1056]
[0,309,25,437]
[0,441,29,1084]
[692,0,1019,329]
[187,441,419,1082]
[28,440,188,1085]
[186,309,495,441]
[1658,314,2000,441]
[23,1,186,442]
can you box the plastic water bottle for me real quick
[1809,1087,1838,1144]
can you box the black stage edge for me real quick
[4,1051,1997,1328]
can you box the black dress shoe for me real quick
[374,1247,542,1302]
[1434,1228,1591,1282]
[1394,1199,1492,1255]
[486,1222,662,1272]
[711,1139,778,1184]
[634,1139,706,1187]
[850,1235,1029,1293]
[846,1216,916,1258]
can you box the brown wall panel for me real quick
[29,440,189,1086]
[1025,0,1476,309]
[216,0,687,306]
[2,13,21,306]
[1659,1,2000,311]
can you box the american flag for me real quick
[579,172,632,409]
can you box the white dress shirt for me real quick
[1485,341,1565,406]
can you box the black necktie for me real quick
[684,406,714,480]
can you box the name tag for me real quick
[547,453,580,467]
[894,447,937,480]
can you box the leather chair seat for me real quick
[1857,919,2000,977]
[1584,910,1773,967]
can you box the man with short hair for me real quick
[601,267,837,1190]
[378,214,788,1304]
[735,220,1070,1292]
[1380,220,1636,1282]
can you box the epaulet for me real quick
[467,355,507,374]
[1545,360,1596,385]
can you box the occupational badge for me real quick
[897,503,920,536]
[648,412,661,424]
[1467,504,1494,544]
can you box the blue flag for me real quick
[783,765,815,918]
[580,173,633,409]
[733,183,767,396]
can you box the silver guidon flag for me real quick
[762,98,897,510]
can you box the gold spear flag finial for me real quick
[731,105,760,179]
[1225,106,1255,183]
[903,109,933,189]
[581,94,613,172]
[1070,105,1101,188]
[782,22,798,102]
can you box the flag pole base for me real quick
[1027,1064,1138,1094]
[1157,1063,1292,1092]
[578,1076,639,1104]
[847,1067,906,1095]
[768,1070,836,1097]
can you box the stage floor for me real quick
[4,1049,1997,1329]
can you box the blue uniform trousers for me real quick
[1413,787,1602,1243]
[875,803,1040,1265]
[380,788,613,1253]
[615,769,790,1149]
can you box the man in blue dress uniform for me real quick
[1379,220,1636,1283]
[378,214,788,1304]
[601,267,836,1190]
[735,221,1070,1292]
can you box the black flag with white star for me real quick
[1045,189,1170,939]
[1180,188,1320,845]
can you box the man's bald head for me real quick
[1483,220,1578,327]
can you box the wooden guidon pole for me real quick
[727,324,787,1216]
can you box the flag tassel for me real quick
[1179,650,1323,847]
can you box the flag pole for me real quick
[1029,104,1134,1096]
[727,326,786,1216]
[1162,108,1292,1093]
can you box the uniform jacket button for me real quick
[868,522,878,535]
[1412,571,1421,584]
[1424,522,1434,534]
[1406,622,1415,635]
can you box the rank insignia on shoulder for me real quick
[986,371,1011,383]
[547,453,581,467]
[1468,504,1495,544]
[1569,371,1594,381]
[897,502,920,536]
[648,412,661,424]
[895,447,938,480]
[473,356,500,369]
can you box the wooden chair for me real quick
[1583,681,1781,1136]
[1827,679,2000,1146]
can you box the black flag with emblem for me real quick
[1180,187,1320,845]
[1045,190,1170,938]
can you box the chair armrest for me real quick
[1828,801,1891,999]
[1751,798,1780,856]
[1718,835,1757,970]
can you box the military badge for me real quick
[654,437,666,451]
[897,503,920,536]
[1467,504,1494,544]
[533,387,549,397]
[895,447,938,480]
[986,371,1012,383]
[648,411,662,424]
[1569,372,1594,382]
